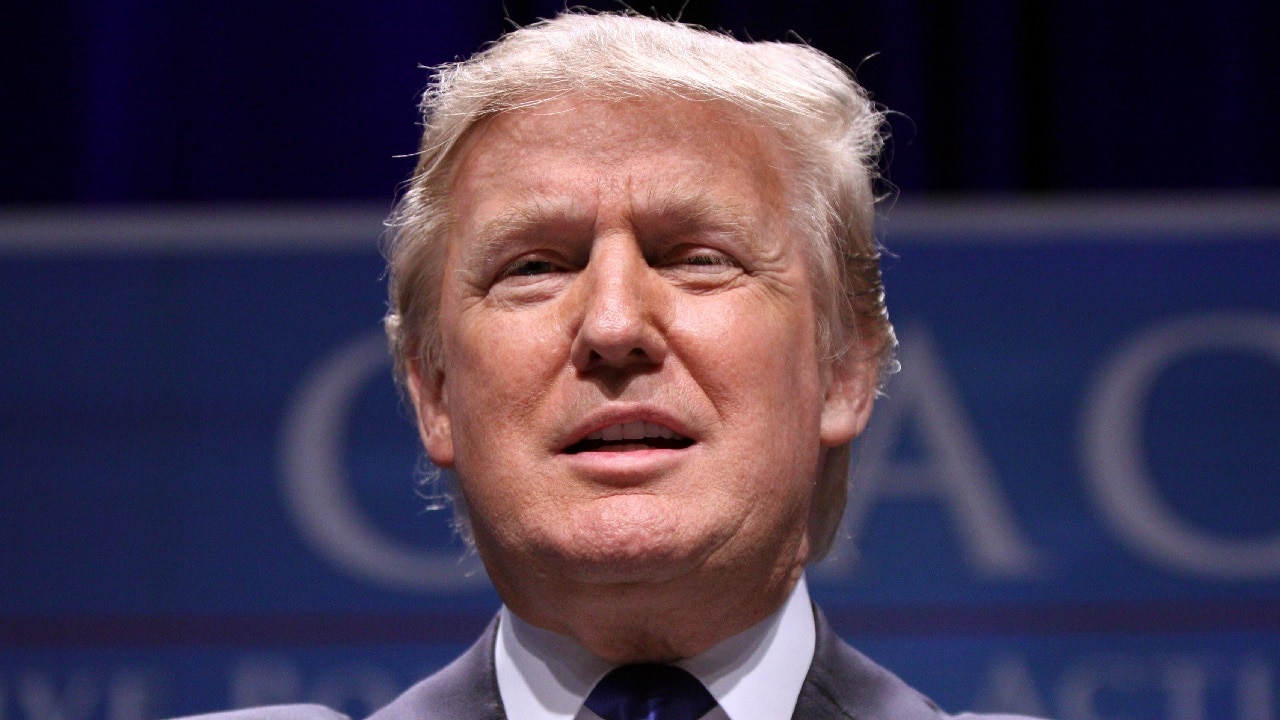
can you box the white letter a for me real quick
[818,324,1042,579]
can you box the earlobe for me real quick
[819,356,877,448]
[407,360,456,468]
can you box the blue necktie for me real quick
[584,664,717,720]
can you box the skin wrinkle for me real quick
[415,97,808,367]
[458,185,775,295]
[411,95,874,663]
[389,21,895,381]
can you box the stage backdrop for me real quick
[2,197,1278,720]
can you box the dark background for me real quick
[5,0,1278,206]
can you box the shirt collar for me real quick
[495,576,816,720]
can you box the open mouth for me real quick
[564,421,695,454]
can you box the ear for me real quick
[819,353,877,448]
[406,359,456,468]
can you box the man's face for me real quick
[411,96,872,610]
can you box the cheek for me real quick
[441,309,569,450]
[675,294,823,410]
[673,298,826,517]
[449,305,562,386]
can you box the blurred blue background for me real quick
[2,2,1279,720]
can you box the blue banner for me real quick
[2,199,1278,720]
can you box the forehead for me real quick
[445,95,794,238]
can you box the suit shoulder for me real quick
[168,704,350,720]
[803,608,1054,720]
[366,617,504,720]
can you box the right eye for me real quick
[498,257,561,280]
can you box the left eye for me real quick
[680,253,735,267]
[668,248,740,272]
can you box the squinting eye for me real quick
[682,254,734,267]
[501,258,559,278]
[675,250,739,271]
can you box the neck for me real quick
[496,562,805,663]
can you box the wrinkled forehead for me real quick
[441,94,800,244]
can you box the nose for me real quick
[569,235,668,374]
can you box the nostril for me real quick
[571,308,667,371]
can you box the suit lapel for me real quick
[791,607,944,720]
[366,615,506,720]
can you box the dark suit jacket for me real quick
[177,607,1037,720]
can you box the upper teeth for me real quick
[586,421,679,442]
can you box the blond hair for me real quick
[384,11,896,559]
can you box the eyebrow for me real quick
[633,186,766,251]
[464,195,593,267]
[462,185,769,268]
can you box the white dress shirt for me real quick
[494,576,816,720]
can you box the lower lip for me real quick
[559,446,693,481]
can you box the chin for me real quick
[543,495,726,585]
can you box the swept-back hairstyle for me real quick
[384,11,896,560]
